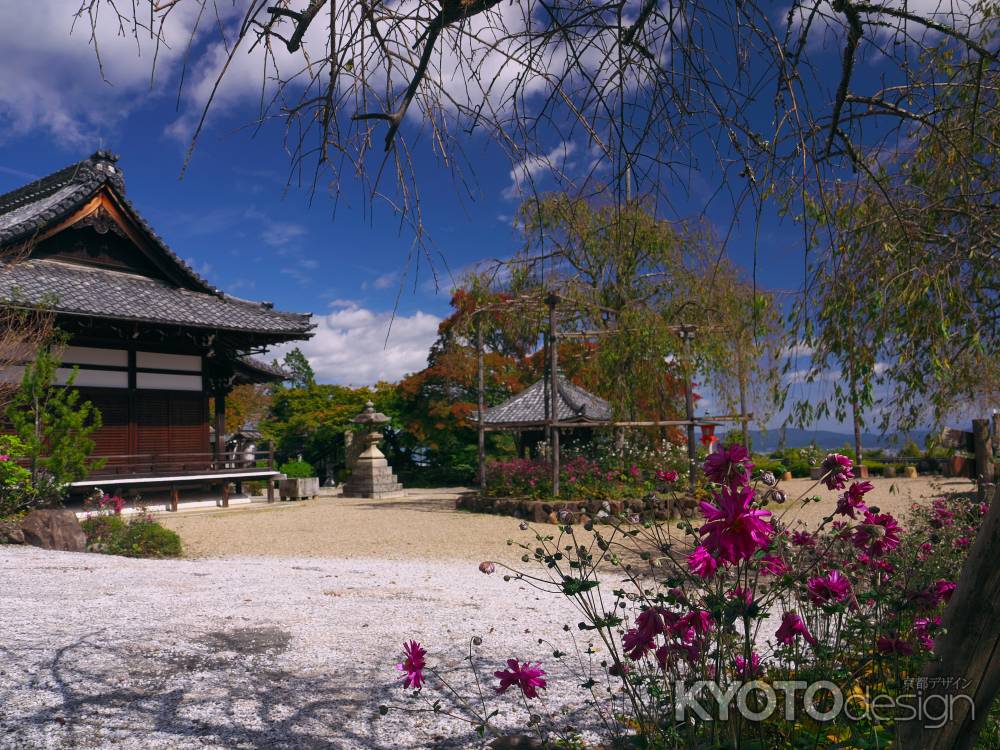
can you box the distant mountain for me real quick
[721,427,931,453]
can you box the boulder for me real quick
[20,509,87,552]
[0,519,24,545]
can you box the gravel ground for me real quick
[0,546,602,750]
[157,478,975,562]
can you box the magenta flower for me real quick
[622,607,672,659]
[791,530,816,547]
[955,536,971,548]
[775,612,817,647]
[0,454,9,462]
[729,586,754,608]
[676,609,713,638]
[820,453,854,491]
[877,636,913,656]
[396,640,427,689]
[735,651,762,678]
[807,570,851,606]
[759,554,787,576]
[914,616,941,651]
[655,469,679,482]
[687,546,718,578]
[698,484,772,564]
[494,659,546,698]
[836,481,872,518]
[703,444,754,486]
[628,464,640,478]
[852,511,902,557]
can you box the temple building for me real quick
[0,151,313,505]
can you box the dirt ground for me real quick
[159,476,977,562]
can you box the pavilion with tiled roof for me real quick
[0,151,313,505]
[479,374,612,430]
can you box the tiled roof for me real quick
[0,259,312,335]
[0,151,212,292]
[0,151,312,338]
[481,375,612,426]
[235,355,290,382]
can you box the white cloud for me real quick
[261,221,308,247]
[270,301,440,385]
[503,142,577,200]
[0,2,205,144]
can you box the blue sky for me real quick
[0,1,920,432]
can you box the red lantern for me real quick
[700,422,719,448]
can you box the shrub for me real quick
[279,459,315,478]
[81,511,182,558]
[0,436,34,517]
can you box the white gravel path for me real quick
[0,547,603,750]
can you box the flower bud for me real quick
[478,561,496,575]
[761,471,777,487]
[770,489,787,504]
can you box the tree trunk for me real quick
[896,482,1000,749]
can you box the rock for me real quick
[530,502,549,524]
[0,519,24,545]
[20,510,87,552]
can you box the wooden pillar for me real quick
[477,319,486,497]
[974,419,994,502]
[214,388,227,469]
[170,485,179,513]
[547,293,560,498]
[221,482,230,508]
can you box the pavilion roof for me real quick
[480,374,612,428]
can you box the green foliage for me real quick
[5,344,103,506]
[901,440,923,459]
[81,514,182,558]
[279,459,315,478]
[280,347,316,389]
[0,436,34,516]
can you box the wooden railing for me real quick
[84,449,276,480]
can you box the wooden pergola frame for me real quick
[471,290,753,497]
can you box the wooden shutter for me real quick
[80,389,129,456]
[168,392,207,455]
[136,392,170,456]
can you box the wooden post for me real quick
[477,319,486,497]
[266,447,275,503]
[897,482,1000,749]
[170,486,179,513]
[547,293,560,498]
[973,419,994,502]
[680,325,697,492]
[221,482,230,508]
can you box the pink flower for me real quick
[677,609,713,638]
[729,586,755,608]
[735,652,762,678]
[955,536,971,548]
[759,554,787,576]
[877,636,913,656]
[495,659,546,698]
[837,481,872,518]
[622,607,673,659]
[917,542,933,561]
[807,570,852,605]
[791,530,816,547]
[820,453,854,491]
[703,444,754,487]
[914,616,941,651]
[629,464,640,478]
[0,454,9,462]
[775,612,817,647]
[396,641,427,689]
[698,485,772,564]
[852,511,901,557]
[479,561,496,575]
[687,546,718,578]
[933,579,957,604]
[656,469,679,482]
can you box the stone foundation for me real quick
[456,494,698,525]
[341,450,404,499]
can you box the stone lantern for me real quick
[341,401,405,498]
